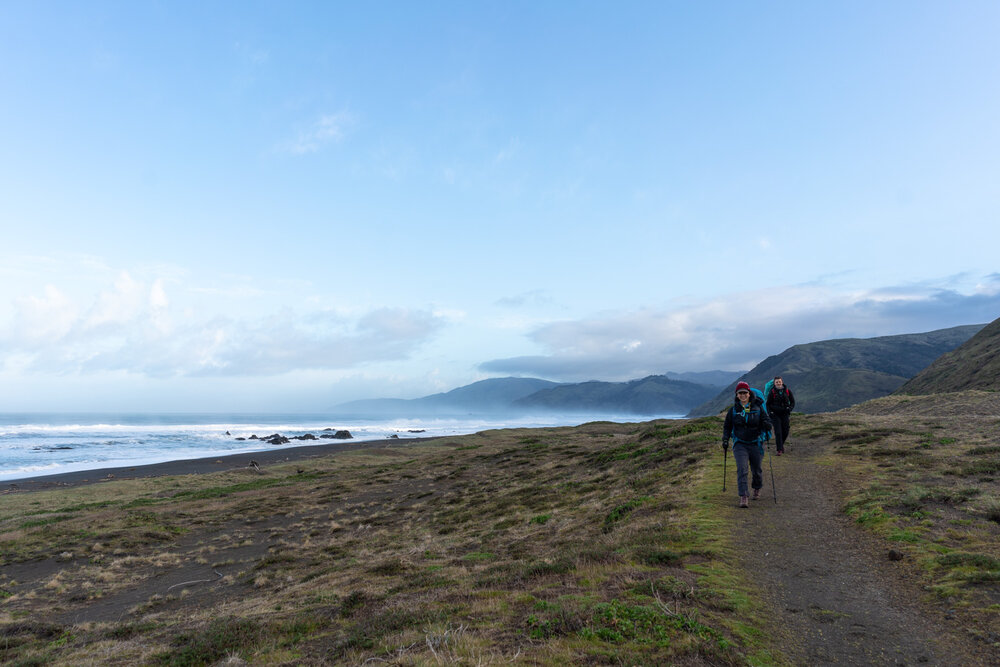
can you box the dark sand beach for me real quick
[2,436,436,494]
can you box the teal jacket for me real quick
[722,396,773,447]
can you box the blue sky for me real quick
[2,1,999,411]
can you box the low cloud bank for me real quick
[480,280,1000,382]
[1,272,444,377]
[4,268,998,390]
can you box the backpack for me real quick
[732,386,772,452]
[764,379,791,411]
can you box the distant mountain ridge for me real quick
[514,375,718,415]
[896,316,1000,394]
[687,324,985,416]
[663,370,741,388]
[335,375,719,417]
[333,324,987,418]
[335,377,560,416]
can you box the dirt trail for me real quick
[726,437,984,666]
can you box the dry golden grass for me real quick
[2,419,776,665]
[2,406,996,665]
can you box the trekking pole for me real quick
[767,441,777,504]
[723,447,728,492]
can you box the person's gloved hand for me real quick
[721,438,729,452]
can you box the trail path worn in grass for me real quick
[3,410,997,665]
[725,437,983,666]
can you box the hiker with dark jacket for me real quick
[766,376,795,455]
[722,381,772,508]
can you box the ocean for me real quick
[0,411,674,482]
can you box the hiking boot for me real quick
[777,450,783,456]
[739,496,749,508]
[752,489,761,500]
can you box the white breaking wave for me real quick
[0,411,670,482]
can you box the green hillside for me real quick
[896,316,1000,394]
[515,374,717,415]
[687,324,984,416]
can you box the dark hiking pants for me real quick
[769,412,791,451]
[732,441,763,498]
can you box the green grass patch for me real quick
[602,496,651,532]
[18,515,71,529]
[155,616,264,666]
[966,445,1000,455]
[889,528,920,542]
[171,477,292,500]
[579,599,671,644]
[634,546,682,566]
[960,460,1000,476]
[936,552,1000,570]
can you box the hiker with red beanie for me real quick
[722,381,773,508]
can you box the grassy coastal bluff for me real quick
[4,2,1000,665]
[2,319,999,664]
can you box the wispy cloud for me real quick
[234,41,270,65]
[494,289,553,308]
[280,111,357,154]
[494,137,522,163]
[479,278,1000,381]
